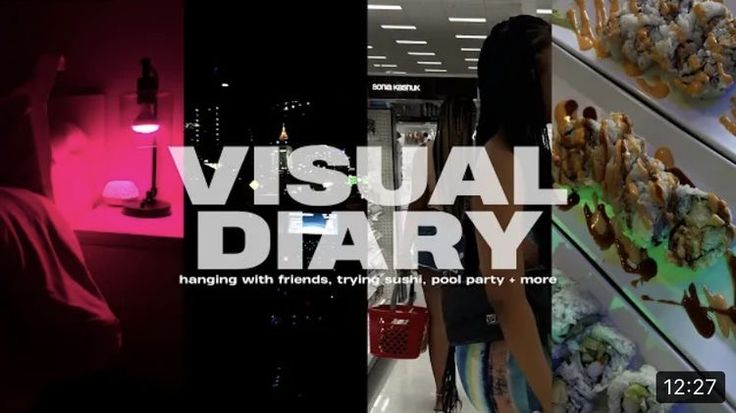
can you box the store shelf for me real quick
[553,42,736,407]
[553,227,734,413]
[551,0,736,164]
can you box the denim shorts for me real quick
[417,225,465,270]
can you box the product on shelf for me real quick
[553,99,736,269]
[669,185,736,267]
[553,375,594,413]
[616,155,679,247]
[556,323,637,393]
[553,268,580,294]
[606,364,671,413]
[568,0,736,98]
[720,95,736,135]
[552,276,601,344]
[551,272,672,413]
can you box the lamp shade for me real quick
[120,91,171,136]
[131,106,160,134]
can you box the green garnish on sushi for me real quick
[607,365,671,413]
[622,383,650,413]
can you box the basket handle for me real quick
[408,278,416,307]
[390,281,403,310]
[390,270,417,309]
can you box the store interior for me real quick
[367,0,736,412]
[366,1,550,411]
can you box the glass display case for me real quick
[551,1,736,409]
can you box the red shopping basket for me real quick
[369,304,429,359]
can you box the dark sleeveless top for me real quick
[438,138,552,346]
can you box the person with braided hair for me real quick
[409,95,478,412]
[439,15,553,413]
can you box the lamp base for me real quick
[122,198,171,218]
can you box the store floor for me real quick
[369,351,473,413]
[368,285,472,413]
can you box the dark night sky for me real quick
[183,2,368,411]
[186,1,366,149]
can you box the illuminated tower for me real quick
[278,122,292,173]
[278,122,289,144]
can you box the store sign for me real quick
[371,82,421,92]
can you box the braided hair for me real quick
[440,19,553,413]
[476,15,550,148]
[432,96,477,221]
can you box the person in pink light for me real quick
[0,55,121,412]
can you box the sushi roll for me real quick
[553,116,599,187]
[553,116,586,186]
[555,324,637,394]
[553,112,626,188]
[691,1,732,33]
[552,281,600,344]
[672,44,736,98]
[616,156,679,247]
[589,115,622,184]
[619,10,667,71]
[670,1,736,97]
[601,8,625,60]
[603,124,646,203]
[553,376,596,413]
[672,1,731,50]
[555,362,598,413]
[602,0,665,67]
[658,0,690,22]
[552,268,576,295]
[607,365,671,413]
[668,186,736,268]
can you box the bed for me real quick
[0,55,120,412]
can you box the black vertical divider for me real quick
[183,1,367,410]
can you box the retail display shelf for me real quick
[553,227,735,412]
[553,41,736,407]
[552,0,736,164]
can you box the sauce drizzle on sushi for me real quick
[580,200,659,285]
[720,97,736,137]
[627,0,638,14]
[567,8,595,51]
[636,76,670,98]
[655,146,695,187]
[582,106,598,120]
[720,115,736,136]
[566,0,736,98]
[554,99,579,134]
[623,60,643,77]
[654,146,675,169]
[593,0,607,34]
[584,203,616,249]
[613,237,657,286]
[666,167,694,187]
[558,190,580,212]
[681,283,716,338]
[641,282,736,339]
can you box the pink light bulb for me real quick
[131,123,160,134]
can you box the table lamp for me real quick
[122,58,171,218]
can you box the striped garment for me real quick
[455,341,542,413]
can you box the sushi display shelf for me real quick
[551,0,736,165]
[553,226,734,412]
[553,42,736,408]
